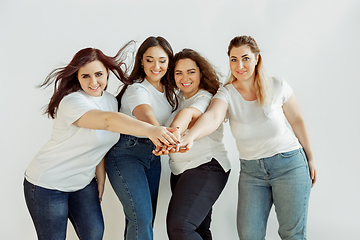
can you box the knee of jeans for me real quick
[85,221,104,240]
[238,225,265,240]
[167,214,195,238]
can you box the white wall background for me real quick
[1,0,359,239]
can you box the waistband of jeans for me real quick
[120,133,153,143]
[239,148,303,161]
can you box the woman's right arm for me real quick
[179,98,228,151]
[73,109,178,147]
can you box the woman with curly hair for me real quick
[156,48,231,240]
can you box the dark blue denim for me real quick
[166,158,230,240]
[105,134,161,240]
[23,178,103,240]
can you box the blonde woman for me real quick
[180,36,317,240]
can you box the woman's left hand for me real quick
[95,158,106,203]
[308,160,317,187]
[97,180,105,202]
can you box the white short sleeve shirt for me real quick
[214,77,301,160]
[167,90,231,175]
[25,91,120,192]
[120,79,173,134]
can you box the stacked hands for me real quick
[150,127,191,156]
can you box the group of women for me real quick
[23,35,317,240]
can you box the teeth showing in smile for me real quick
[182,83,192,87]
[90,86,100,90]
[151,70,160,74]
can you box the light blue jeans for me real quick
[105,134,161,240]
[237,148,311,240]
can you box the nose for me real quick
[90,76,97,86]
[183,73,189,81]
[154,61,160,70]
[238,60,244,69]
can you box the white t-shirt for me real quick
[25,90,120,192]
[120,78,173,137]
[214,77,301,160]
[167,90,231,175]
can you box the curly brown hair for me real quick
[168,48,221,100]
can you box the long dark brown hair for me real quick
[168,48,221,101]
[40,42,133,119]
[116,36,177,110]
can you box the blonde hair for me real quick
[225,36,272,106]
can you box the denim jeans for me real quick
[23,178,103,240]
[167,158,230,240]
[237,148,311,240]
[105,134,161,240]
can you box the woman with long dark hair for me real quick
[180,36,317,239]
[105,36,177,240]
[23,44,177,240]
[155,48,231,239]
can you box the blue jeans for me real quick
[237,148,312,240]
[167,158,230,240]
[105,134,161,240]
[23,178,103,240]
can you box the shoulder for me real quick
[271,77,292,90]
[214,84,231,101]
[127,81,150,92]
[101,91,116,101]
[269,77,293,104]
[60,91,88,106]
[193,89,213,100]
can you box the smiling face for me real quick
[229,45,259,83]
[141,46,169,85]
[77,60,108,97]
[174,58,201,99]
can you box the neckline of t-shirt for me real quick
[229,84,257,103]
[182,89,208,101]
[79,90,105,102]
[144,78,165,94]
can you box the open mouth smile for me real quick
[90,86,100,90]
[182,82,192,87]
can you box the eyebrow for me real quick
[230,54,249,58]
[187,68,196,72]
[145,56,167,59]
[80,70,103,76]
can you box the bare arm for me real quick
[283,94,317,187]
[95,157,106,202]
[170,107,203,134]
[153,107,203,155]
[74,109,178,147]
[132,104,161,126]
[180,98,228,150]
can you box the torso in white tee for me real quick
[25,90,120,192]
[120,78,173,137]
[214,77,301,160]
[167,90,231,175]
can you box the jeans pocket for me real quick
[115,136,137,149]
[279,149,300,158]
